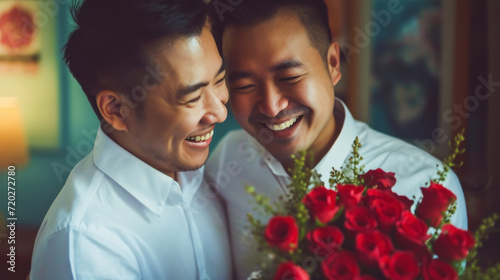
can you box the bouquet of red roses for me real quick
[246,132,499,280]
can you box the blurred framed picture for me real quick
[0,0,60,150]
[0,1,40,73]
[368,0,446,143]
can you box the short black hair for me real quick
[63,0,208,120]
[209,0,332,60]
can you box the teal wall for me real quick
[0,3,97,227]
[0,2,240,228]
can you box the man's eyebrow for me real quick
[176,60,226,98]
[227,59,304,83]
[176,82,209,98]
[270,59,304,72]
[228,71,252,83]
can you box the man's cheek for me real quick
[229,95,245,108]
[231,101,251,119]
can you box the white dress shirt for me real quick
[205,99,468,280]
[30,127,232,280]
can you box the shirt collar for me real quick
[262,99,359,181]
[92,126,173,216]
[314,99,358,180]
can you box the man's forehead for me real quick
[223,12,308,52]
[142,34,224,95]
[223,21,309,74]
[223,8,303,36]
[150,35,201,60]
[147,34,207,74]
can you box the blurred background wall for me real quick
[329,0,500,223]
[0,0,498,278]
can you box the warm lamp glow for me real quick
[0,97,29,168]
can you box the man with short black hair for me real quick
[31,0,232,279]
[206,0,467,279]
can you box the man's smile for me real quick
[264,116,301,131]
[186,130,214,142]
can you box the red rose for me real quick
[390,191,414,210]
[265,216,299,252]
[355,230,394,268]
[322,250,360,280]
[379,251,420,280]
[370,196,404,233]
[423,259,458,280]
[395,211,431,249]
[433,224,475,261]
[273,262,310,280]
[344,207,377,233]
[416,182,457,227]
[412,245,433,268]
[361,168,397,189]
[337,184,365,210]
[302,186,339,224]
[365,189,412,211]
[306,226,344,258]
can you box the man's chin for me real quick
[173,152,209,173]
[185,154,208,171]
[183,159,208,171]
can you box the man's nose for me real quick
[256,84,288,117]
[202,89,228,124]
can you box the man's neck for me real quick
[170,172,178,182]
[105,128,179,181]
[281,108,343,176]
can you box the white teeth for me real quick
[266,117,298,131]
[186,130,214,142]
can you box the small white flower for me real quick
[247,270,262,280]
[267,252,276,261]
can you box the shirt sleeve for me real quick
[30,227,141,280]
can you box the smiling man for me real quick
[205,0,467,279]
[30,0,232,279]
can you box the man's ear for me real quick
[96,90,131,132]
[327,42,342,86]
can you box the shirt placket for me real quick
[182,203,210,280]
